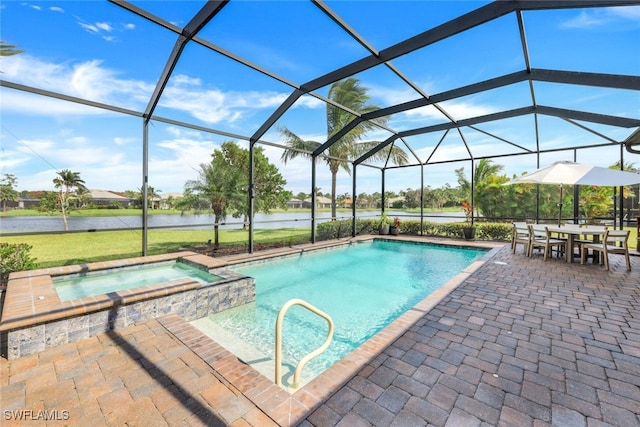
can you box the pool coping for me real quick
[0,251,230,332]
[158,236,504,426]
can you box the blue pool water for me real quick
[194,240,486,386]
[53,261,222,301]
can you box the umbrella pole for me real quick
[558,184,563,226]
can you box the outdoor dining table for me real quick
[546,226,606,264]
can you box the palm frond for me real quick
[278,126,321,163]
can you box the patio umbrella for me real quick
[505,161,640,225]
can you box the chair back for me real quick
[513,222,528,232]
[604,229,629,247]
[528,224,547,237]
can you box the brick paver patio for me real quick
[1,240,639,426]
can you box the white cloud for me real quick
[0,146,32,170]
[96,22,113,32]
[1,55,154,110]
[605,5,640,20]
[294,94,325,109]
[1,55,323,129]
[369,81,425,106]
[67,136,89,145]
[171,74,201,86]
[155,137,218,169]
[114,136,137,146]
[562,11,608,28]
[50,6,64,13]
[561,6,640,29]
[401,101,493,123]
[78,22,100,34]
[0,90,110,116]
[160,85,289,125]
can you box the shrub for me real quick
[400,220,421,235]
[316,219,375,241]
[477,223,512,241]
[317,218,512,242]
[0,242,38,287]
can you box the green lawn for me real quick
[2,228,311,268]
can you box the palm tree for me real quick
[53,169,86,231]
[147,186,162,209]
[185,159,245,248]
[280,78,408,219]
[455,159,504,218]
[456,159,504,196]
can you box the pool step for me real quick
[190,317,308,391]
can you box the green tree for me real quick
[578,162,637,220]
[214,141,291,228]
[135,186,162,209]
[455,159,504,217]
[474,174,513,220]
[357,192,371,208]
[0,174,19,212]
[184,141,290,247]
[37,191,58,213]
[75,186,92,208]
[185,158,244,248]
[164,195,175,209]
[280,78,408,219]
[53,169,86,231]
[173,188,209,213]
[403,188,422,209]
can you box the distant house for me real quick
[10,197,40,210]
[4,191,47,210]
[4,189,135,210]
[286,198,304,209]
[159,192,183,209]
[303,196,332,209]
[88,189,136,208]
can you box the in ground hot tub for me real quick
[0,251,254,359]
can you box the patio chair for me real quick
[512,222,531,255]
[528,225,567,261]
[557,223,593,260]
[577,224,608,262]
[580,229,631,271]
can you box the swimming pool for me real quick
[192,240,487,389]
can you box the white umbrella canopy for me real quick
[505,161,640,225]
[506,161,640,186]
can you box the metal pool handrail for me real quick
[275,298,334,390]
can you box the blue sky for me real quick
[1,1,639,197]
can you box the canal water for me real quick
[0,211,463,233]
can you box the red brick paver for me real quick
[1,318,277,426]
[1,239,639,426]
